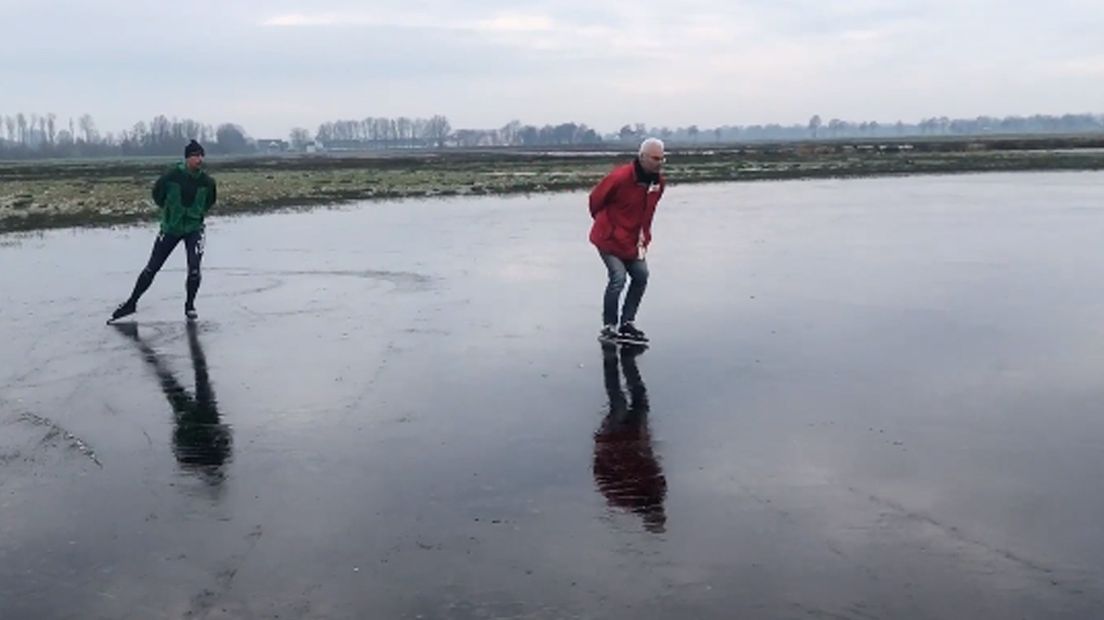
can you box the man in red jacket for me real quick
[589,138,666,343]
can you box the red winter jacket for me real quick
[588,160,666,260]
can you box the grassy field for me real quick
[3,136,1104,233]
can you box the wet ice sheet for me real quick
[2,172,1104,618]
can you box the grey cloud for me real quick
[2,0,1102,136]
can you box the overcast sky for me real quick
[3,0,1102,137]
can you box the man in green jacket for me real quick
[109,140,217,322]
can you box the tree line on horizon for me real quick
[1,111,1102,160]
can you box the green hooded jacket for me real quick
[152,162,217,236]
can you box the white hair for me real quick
[639,137,665,156]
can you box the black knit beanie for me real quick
[184,139,205,158]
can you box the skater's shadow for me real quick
[113,322,232,486]
[593,342,668,533]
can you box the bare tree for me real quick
[180,119,204,144]
[289,127,311,150]
[411,118,428,146]
[150,115,170,148]
[395,117,412,147]
[46,113,57,144]
[372,117,389,143]
[425,115,451,148]
[499,120,521,146]
[16,113,27,144]
[78,114,97,143]
[454,129,482,148]
[131,121,148,145]
[808,114,822,139]
[215,123,251,154]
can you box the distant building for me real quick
[319,139,364,152]
[256,139,289,153]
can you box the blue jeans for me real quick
[600,252,648,326]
